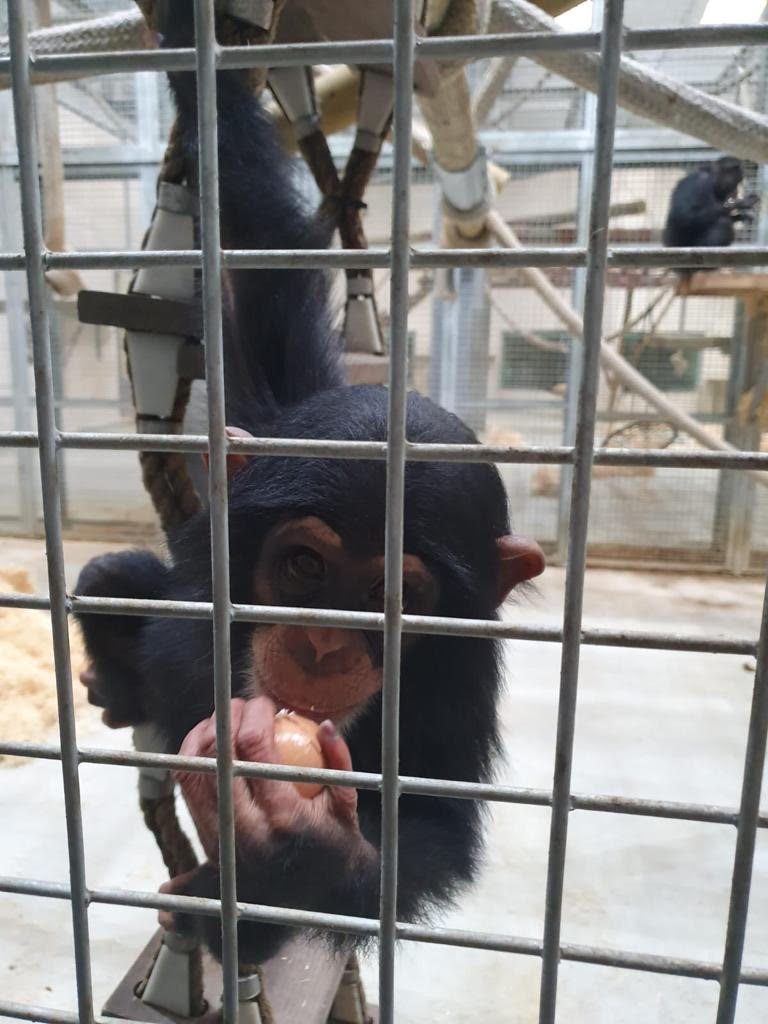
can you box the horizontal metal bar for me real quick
[0,432,766,473]
[0,1002,151,1024]
[0,590,753,654]
[0,245,757,273]
[1,739,766,828]
[2,876,766,987]
[2,22,764,82]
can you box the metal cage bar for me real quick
[716,575,768,1024]
[5,2,94,1021]
[3,432,768,473]
[2,244,768,272]
[2,738,768,827]
[0,590,759,655]
[2,2,768,1023]
[539,3,625,1020]
[191,1,241,1017]
[1,20,766,81]
[377,0,415,1019]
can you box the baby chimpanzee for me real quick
[75,6,544,964]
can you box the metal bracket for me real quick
[141,931,201,1018]
[354,70,394,154]
[268,65,320,141]
[344,292,385,356]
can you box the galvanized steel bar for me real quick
[0,21,764,83]
[2,738,768,828]
[18,244,768,271]
[0,1003,150,1024]
[3,876,768,988]
[191,1,240,1018]
[539,3,625,1022]
[2,432,768,475]
[0,588,756,655]
[378,0,415,1018]
[0,243,757,273]
[716,576,768,1023]
[5,3,94,1021]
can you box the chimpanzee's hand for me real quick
[174,697,364,858]
[158,699,376,960]
[79,666,139,729]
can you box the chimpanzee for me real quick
[74,6,545,965]
[663,156,759,249]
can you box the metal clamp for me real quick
[433,146,490,221]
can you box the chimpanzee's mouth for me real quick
[261,687,361,724]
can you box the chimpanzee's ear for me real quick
[495,535,545,606]
[201,426,252,479]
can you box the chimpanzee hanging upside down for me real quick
[75,6,545,965]
[663,156,759,250]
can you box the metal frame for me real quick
[1,3,768,1024]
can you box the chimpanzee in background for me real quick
[75,6,544,965]
[663,156,759,250]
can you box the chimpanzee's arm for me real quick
[74,550,171,727]
[171,800,478,965]
[158,2,342,430]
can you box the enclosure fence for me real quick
[0,2,767,1024]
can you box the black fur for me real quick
[663,156,758,250]
[76,6,511,965]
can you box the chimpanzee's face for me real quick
[715,159,744,199]
[246,516,439,724]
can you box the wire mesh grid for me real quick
[0,2,766,1024]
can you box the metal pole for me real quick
[556,0,600,562]
[538,2,625,1021]
[6,2,94,1021]
[715,575,768,1022]
[0,157,37,534]
[378,0,415,1019]
[454,267,491,437]
[192,1,240,1020]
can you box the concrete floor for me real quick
[1,541,767,1023]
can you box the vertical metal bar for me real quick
[538,3,625,1022]
[6,2,94,1021]
[716,576,768,1023]
[0,134,37,534]
[454,267,491,437]
[556,5,600,562]
[428,180,446,403]
[192,2,240,1021]
[378,0,415,1020]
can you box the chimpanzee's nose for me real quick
[305,627,349,660]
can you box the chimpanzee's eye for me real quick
[282,547,326,586]
[369,579,415,612]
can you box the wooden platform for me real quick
[677,271,768,299]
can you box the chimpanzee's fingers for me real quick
[234,697,297,815]
[157,868,200,931]
[80,669,104,704]
[317,720,358,822]
[176,716,221,859]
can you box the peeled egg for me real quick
[273,710,326,798]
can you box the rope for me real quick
[126,9,286,1018]
[139,795,206,1016]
